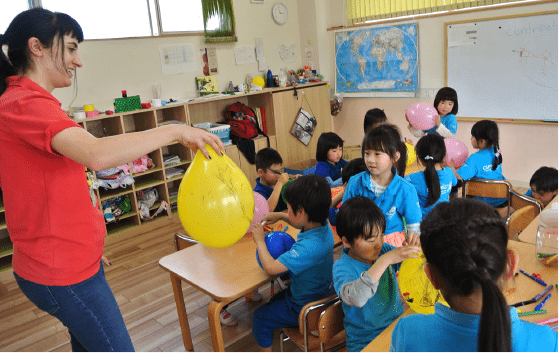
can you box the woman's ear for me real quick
[27,37,44,57]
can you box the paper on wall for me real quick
[255,38,266,72]
[448,25,477,47]
[159,44,197,75]
[234,45,257,65]
[279,44,296,63]
[200,47,219,75]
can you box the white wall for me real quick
[321,1,558,184]
[53,0,305,111]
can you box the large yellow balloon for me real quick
[398,252,448,314]
[178,145,254,248]
[406,143,417,167]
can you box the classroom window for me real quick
[41,0,153,39]
[0,0,28,33]
[158,0,219,34]
[1,0,216,40]
[346,0,540,25]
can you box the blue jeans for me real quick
[14,262,134,352]
[252,288,302,348]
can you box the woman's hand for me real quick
[176,126,225,159]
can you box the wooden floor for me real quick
[0,219,310,352]
[0,186,529,352]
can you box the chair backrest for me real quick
[505,206,539,240]
[318,300,345,351]
[174,233,198,251]
[462,179,512,199]
[509,189,543,214]
[298,294,339,335]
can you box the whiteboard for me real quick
[446,12,557,122]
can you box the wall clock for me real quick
[272,2,288,25]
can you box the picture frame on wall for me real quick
[291,108,316,146]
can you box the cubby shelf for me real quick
[0,82,331,269]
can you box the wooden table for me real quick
[518,197,557,244]
[362,239,558,351]
[159,222,298,352]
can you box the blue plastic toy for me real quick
[256,231,295,270]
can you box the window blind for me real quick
[346,0,533,25]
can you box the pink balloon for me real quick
[444,138,469,169]
[248,192,269,234]
[406,103,438,130]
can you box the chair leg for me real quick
[279,331,289,352]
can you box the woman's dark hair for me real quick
[316,132,344,162]
[337,196,385,245]
[341,158,367,185]
[471,120,502,170]
[434,87,459,116]
[283,175,331,224]
[0,8,84,95]
[364,108,387,134]
[415,135,446,206]
[362,123,407,177]
[530,166,558,193]
[420,198,511,352]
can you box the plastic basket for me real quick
[193,122,231,144]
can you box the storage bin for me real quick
[193,122,231,145]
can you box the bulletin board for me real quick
[445,11,557,123]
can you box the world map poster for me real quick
[335,23,418,94]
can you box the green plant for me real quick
[201,0,237,43]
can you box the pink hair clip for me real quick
[495,149,502,157]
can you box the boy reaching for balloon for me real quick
[333,196,420,352]
[251,175,336,351]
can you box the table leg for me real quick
[208,300,228,352]
[170,274,194,351]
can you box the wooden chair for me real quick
[317,299,346,352]
[509,189,543,214]
[462,179,513,216]
[174,233,198,251]
[279,294,342,352]
[505,206,539,240]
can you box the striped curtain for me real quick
[347,0,528,25]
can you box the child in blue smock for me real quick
[253,147,290,213]
[334,196,420,352]
[452,120,508,209]
[343,124,422,247]
[251,175,335,350]
[391,198,558,352]
[405,135,457,219]
[407,87,458,138]
[314,132,348,187]
[525,166,558,207]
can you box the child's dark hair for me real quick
[420,198,511,352]
[364,108,387,134]
[471,120,502,170]
[434,87,458,116]
[530,166,558,193]
[255,148,283,171]
[362,124,407,177]
[0,8,84,95]
[283,175,331,224]
[336,196,385,245]
[316,132,344,162]
[341,158,367,185]
[415,135,446,206]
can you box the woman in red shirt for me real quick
[0,8,223,352]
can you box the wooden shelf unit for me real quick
[0,82,331,271]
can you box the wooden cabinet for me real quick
[0,82,330,271]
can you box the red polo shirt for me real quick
[0,76,106,286]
